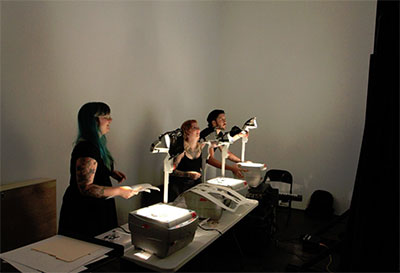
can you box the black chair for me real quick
[263,169,293,226]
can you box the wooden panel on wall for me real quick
[0,178,56,253]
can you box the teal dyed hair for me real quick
[75,102,114,170]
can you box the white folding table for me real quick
[100,199,258,272]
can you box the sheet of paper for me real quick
[106,184,159,199]
[69,266,88,273]
[31,235,101,262]
[4,260,41,273]
[0,235,112,273]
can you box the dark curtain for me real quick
[341,0,399,271]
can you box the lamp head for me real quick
[216,125,242,144]
[150,128,184,159]
[242,117,257,132]
[167,128,184,159]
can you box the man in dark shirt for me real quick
[200,109,246,178]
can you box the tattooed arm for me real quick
[172,169,202,180]
[76,157,138,199]
[173,153,184,168]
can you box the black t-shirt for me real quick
[175,153,202,173]
[59,140,118,238]
[169,153,203,201]
[69,141,114,188]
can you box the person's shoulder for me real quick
[74,140,96,149]
[72,140,99,158]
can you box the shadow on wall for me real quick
[133,107,167,188]
[114,106,167,223]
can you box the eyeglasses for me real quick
[98,115,112,121]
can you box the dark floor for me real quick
[112,206,348,273]
[176,207,347,272]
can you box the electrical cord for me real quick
[319,243,333,273]
[197,224,222,235]
[117,225,131,234]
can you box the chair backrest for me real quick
[263,169,293,193]
[306,190,334,218]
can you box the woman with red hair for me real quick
[169,119,206,201]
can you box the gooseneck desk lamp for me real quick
[127,129,198,259]
[205,117,267,191]
[241,117,258,162]
[203,123,247,194]
[237,117,267,188]
[150,128,183,204]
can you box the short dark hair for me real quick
[206,109,224,127]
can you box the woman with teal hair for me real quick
[59,102,139,237]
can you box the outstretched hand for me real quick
[118,184,160,199]
[119,186,139,199]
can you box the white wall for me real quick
[217,1,376,214]
[1,1,221,224]
[1,1,376,225]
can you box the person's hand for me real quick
[113,170,127,183]
[186,171,201,180]
[231,164,248,179]
[118,186,139,199]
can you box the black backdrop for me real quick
[340,0,399,271]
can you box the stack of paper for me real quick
[0,235,112,272]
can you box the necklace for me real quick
[184,142,200,159]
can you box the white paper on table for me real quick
[69,266,88,273]
[2,259,41,273]
[0,235,112,273]
[31,235,101,262]
[83,254,108,265]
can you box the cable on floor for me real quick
[319,242,333,273]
